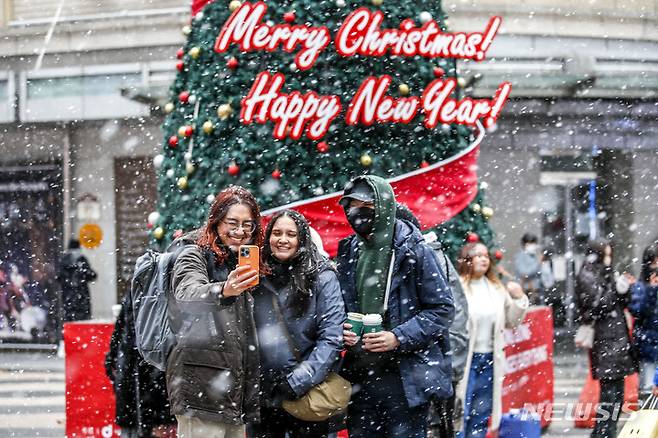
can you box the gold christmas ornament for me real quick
[471,203,481,213]
[217,103,233,120]
[189,47,201,59]
[229,0,242,11]
[360,154,373,167]
[399,83,410,95]
[181,25,192,36]
[153,227,164,240]
[164,102,175,114]
[457,77,467,88]
[482,206,494,219]
[186,162,196,175]
[202,120,215,134]
[177,176,189,190]
[178,126,188,137]
[371,0,383,5]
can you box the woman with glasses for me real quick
[456,242,528,438]
[249,210,346,438]
[166,186,266,438]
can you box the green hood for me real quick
[351,175,396,315]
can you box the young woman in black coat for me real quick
[575,240,637,438]
[249,210,346,438]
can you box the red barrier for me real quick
[64,321,120,437]
[497,307,555,432]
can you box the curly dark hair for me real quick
[264,210,329,315]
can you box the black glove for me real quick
[275,378,298,401]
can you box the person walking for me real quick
[249,209,345,438]
[575,240,637,438]
[629,241,658,398]
[337,175,455,438]
[105,294,176,437]
[56,238,97,321]
[456,242,529,438]
[513,233,543,305]
[166,186,264,438]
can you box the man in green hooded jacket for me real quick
[337,175,455,438]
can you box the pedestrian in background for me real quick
[56,238,97,321]
[249,210,345,438]
[628,241,658,398]
[456,242,528,438]
[166,186,264,438]
[575,240,637,438]
[105,294,176,437]
[513,233,543,305]
[395,203,470,438]
[338,176,454,438]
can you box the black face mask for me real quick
[346,206,375,237]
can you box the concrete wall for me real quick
[11,0,186,22]
[448,0,658,40]
[632,150,658,264]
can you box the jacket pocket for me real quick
[176,349,242,414]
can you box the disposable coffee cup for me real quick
[346,312,364,339]
[362,313,383,334]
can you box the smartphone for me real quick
[238,245,260,287]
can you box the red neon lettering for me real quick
[335,8,500,61]
[346,76,419,125]
[241,72,342,140]
[214,2,330,70]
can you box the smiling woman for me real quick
[250,209,346,438]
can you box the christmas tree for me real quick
[153,0,497,261]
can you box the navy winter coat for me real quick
[253,264,346,405]
[629,281,658,362]
[337,220,455,407]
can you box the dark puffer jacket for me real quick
[166,244,260,425]
[57,250,97,321]
[338,220,455,407]
[575,262,637,380]
[252,263,346,407]
[105,293,175,435]
[628,281,658,362]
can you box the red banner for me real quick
[263,132,482,257]
[500,306,555,429]
[64,322,119,437]
[192,0,213,15]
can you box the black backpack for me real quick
[131,247,186,371]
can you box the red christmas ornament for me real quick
[184,125,194,137]
[168,136,179,147]
[179,91,190,104]
[272,169,282,179]
[227,57,239,69]
[494,250,504,260]
[173,229,184,239]
[176,61,185,72]
[283,11,296,23]
[466,232,479,243]
[176,48,184,59]
[146,222,153,229]
[420,160,430,168]
[228,163,240,176]
[317,141,329,153]
[433,67,445,77]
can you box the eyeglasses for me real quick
[221,219,256,233]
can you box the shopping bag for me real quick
[498,410,541,438]
[618,394,658,438]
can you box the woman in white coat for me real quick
[456,242,529,438]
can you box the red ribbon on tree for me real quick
[192,0,214,15]
[262,125,484,257]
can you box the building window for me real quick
[21,66,148,122]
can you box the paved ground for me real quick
[0,351,65,437]
[0,334,635,437]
